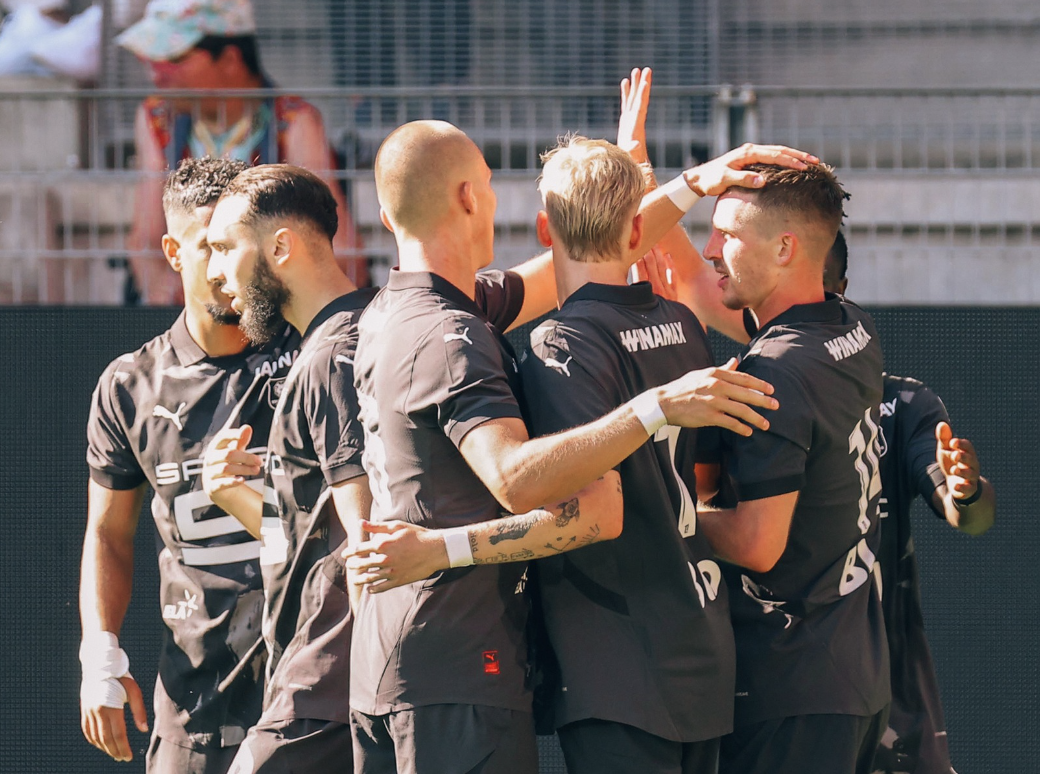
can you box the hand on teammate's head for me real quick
[684,144,820,199]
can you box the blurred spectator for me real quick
[117,0,366,304]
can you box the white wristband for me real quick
[79,631,130,709]
[443,528,475,568]
[660,174,701,213]
[631,391,667,436]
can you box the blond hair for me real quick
[538,136,644,263]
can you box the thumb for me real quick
[727,170,766,189]
[233,424,254,451]
[721,357,739,372]
[120,676,149,733]
[935,421,953,449]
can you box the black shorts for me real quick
[557,718,720,774]
[146,734,240,774]
[351,704,538,774]
[720,709,889,774]
[227,718,354,774]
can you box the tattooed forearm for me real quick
[576,524,602,548]
[488,514,539,545]
[543,536,577,553]
[553,498,580,528]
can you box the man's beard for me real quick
[204,302,241,326]
[238,257,290,345]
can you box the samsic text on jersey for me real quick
[350,269,530,717]
[86,312,300,746]
[722,294,889,726]
[520,281,736,745]
[259,289,376,726]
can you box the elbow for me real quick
[490,479,540,516]
[737,538,785,573]
[598,510,624,542]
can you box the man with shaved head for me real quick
[346,119,814,773]
[680,164,891,774]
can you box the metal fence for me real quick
[1,85,1039,304]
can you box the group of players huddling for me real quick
[80,68,995,774]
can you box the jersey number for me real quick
[840,409,883,597]
[653,426,697,536]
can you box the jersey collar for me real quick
[385,268,486,318]
[745,293,843,339]
[169,311,208,366]
[563,280,657,309]
[303,287,380,340]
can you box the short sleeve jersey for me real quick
[721,294,889,725]
[519,282,735,744]
[876,374,955,772]
[350,269,529,715]
[258,289,376,725]
[86,313,300,745]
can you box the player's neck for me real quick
[395,236,482,300]
[185,309,250,357]
[282,264,358,334]
[751,279,826,329]
[553,251,629,306]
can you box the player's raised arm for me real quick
[202,425,264,539]
[79,480,150,762]
[934,421,996,535]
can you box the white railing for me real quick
[1,84,1039,304]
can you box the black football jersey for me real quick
[520,281,735,744]
[350,269,531,716]
[721,294,889,725]
[86,313,300,745]
[259,289,376,725]
[875,374,955,774]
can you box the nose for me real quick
[703,230,723,261]
[206,252,225,285]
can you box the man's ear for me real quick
[272,227,294,267]
[379,207,395,234]
[161,234,181,272]
[535,210,553,248]
[776,232,796,267]
[627,212,644,253]
[838,276,849,295]
[459,180,476,215]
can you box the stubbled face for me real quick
[702,191,779,311]
[165,204,238,324]
[206,195,289,345]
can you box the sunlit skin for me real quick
[205,194,268,314]
[472,158,497,272]
[162,204,249,355]
[702,192,781,313]
[702,189,823,327]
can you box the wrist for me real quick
[952,482,982,507]
[442,527,475,568]
[661,173,702,212]
[631,389,667,436]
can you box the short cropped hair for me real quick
[162,156,248,215]
[220,164,339,241]
[538,136,644,263]
[827,229,849,281]
[738,162,850,241]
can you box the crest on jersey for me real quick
[267,377,286,408]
